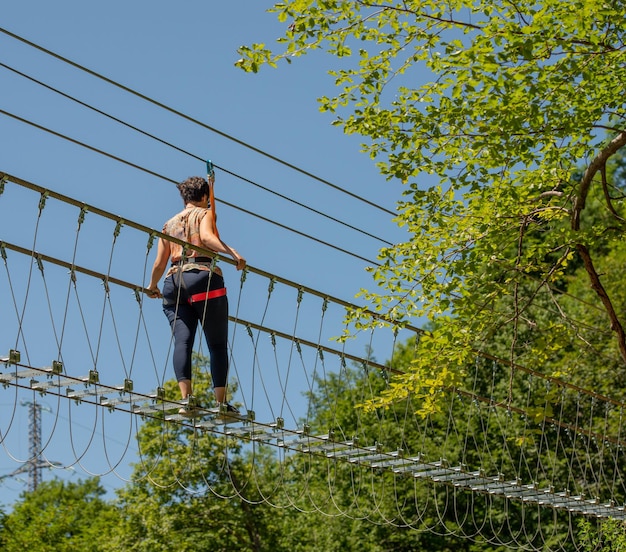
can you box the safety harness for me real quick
[187,287,227,304]
[181,159,225,305]
[165,159,225,307]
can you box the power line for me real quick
[1,87,608,327]
[0,60,394,248]
[0,67,610,350]
[0,25,396,218]
[0,115,381,268]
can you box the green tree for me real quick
[0,478,120,552]
[109,356,283,552]
[579,518,626,552]
[237,1,626,414]
[266,179,626,550]
[264,352,538,551]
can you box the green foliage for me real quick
[109,357,282,551]
[579,518,626,552]
[0,478,120,552]
[237,1,626,415]
[273,351,573,550]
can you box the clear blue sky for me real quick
[0,1,413,506]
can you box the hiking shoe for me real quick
[178,405,200,418]
[179,395,200,418]
[218,402,240,420]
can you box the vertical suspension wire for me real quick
[559,389,585,496]
[345,327,379,457]
[212,305,282,511]
[412,425,446,536]
[130,232,159,386]
[387,329,418,454]
[609,406,626,504]
[526,376,549,489]
[551,385,573,494]
[587,399,606,501]
[52,210,131,482]
[477,360,499,473]
[275,286,305,425]
[389,335,436,530]
[467,487,490,542]
[493,365,527,484]
[97,223,141,482]
[582,396,600,498]
[69,270,98,367]
[56,204,87,362]
[26,257,65,470]
[451,396,490,543]
[0,188,64,475]
[306,297,335,431]
[65,389,101,475]
[521,390,564,546]
[278,434,324,516]
[533,380,556,491]
[567,393,589,497]
[395,339,435,528]
[12,190,49,363]
[131,410,169,491]
[459,358,482,471]
[154,245,190,401]
[363,324,413,529]
[91,220,124,371]
[500,375,539,549]
[226,265,247,406]
[0,245,24,445]
[475,380,498,480]
[486,496,517,550]
[103,280,129,370]
[594,401,613,505]
[97,395,135,482]
[541,382,564,494]
[550,404,584,521]
[269,439,302,513]
[454,416,492,543]
[269,331,297,425]
[248,276,276,416]
[516,371,537,485]
[431,481,457,538]
[363,324,397,463]
[319,343,374,522]
[304,299,325,427]
[35,253,63,362]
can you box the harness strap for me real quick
[188,287,227,304]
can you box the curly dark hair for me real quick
[176,176,210,204]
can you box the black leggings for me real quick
[162,270,229,388]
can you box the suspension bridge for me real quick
[2,170,626,546]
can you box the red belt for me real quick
[188,287,227,304]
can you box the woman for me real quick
[146,175,246,417]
